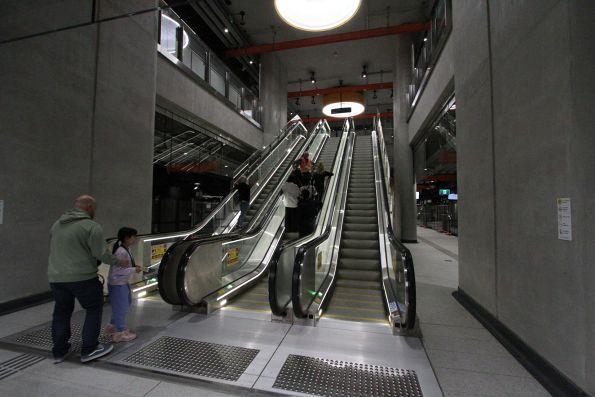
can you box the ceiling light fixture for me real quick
[295,97,300,106]
[361,64,367,79]
[373,90,377,99]
[311,96,316,105]
[310,71,316,84]
[274,0,362,32]
[322,91,365,118]
[249,59,253,64]
[224,27,229,33]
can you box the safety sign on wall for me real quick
[557,198,572,241]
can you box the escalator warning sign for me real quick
[228,247,240,266]
[151,244,168,261]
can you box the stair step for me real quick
[341,239,379,249]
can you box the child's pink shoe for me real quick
[112,330,137,343]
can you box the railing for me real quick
[407,0,452,116]
[98,119,306,298]
[269,119,352,316]
[158,2,260,125]
[417,203,458,236]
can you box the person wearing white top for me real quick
[282,175,300,233]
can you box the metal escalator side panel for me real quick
[157,239,192,305]
[371,120,417,332]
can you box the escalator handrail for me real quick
[243,120,326,233]
[171,122,329,306]
[373,114,416,329]
[268,120,347,315]
[287,119,356,318]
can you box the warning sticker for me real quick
[228,247,240,266]
[151,244,168,261]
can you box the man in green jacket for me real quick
[48,195,128,363]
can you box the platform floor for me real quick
[0,227,550,396]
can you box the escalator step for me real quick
[339,258,379,270]
[342,231,378,240]
[340,248,380,260]
[336,279,381,290]
[341,239,379,249]
[337,269,381,282]
[344,216,377,224]
[343,223,377,232]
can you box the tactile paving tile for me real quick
[273,354,423,397]
[9,323,112,352]
[123,336,259,381]
[0,354,45,380]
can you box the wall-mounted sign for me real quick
[439,189,450,196]
[557,198,572,241]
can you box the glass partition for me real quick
[159,4,261,124]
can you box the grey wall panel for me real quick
[452,0,497,314]
[0,0,158,304]
[156,57,263,150]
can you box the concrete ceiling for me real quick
[223,0,428,119]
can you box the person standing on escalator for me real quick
[234,176,250,228]
[312,162,333,199]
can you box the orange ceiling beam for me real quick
[300,112,393,124]
[225,22,431,57]
[288,82,393,98]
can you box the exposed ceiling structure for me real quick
[174,0,430,126]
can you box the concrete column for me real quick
[259,53,287,145]
[392,35,417,242]
[0,0,158,304]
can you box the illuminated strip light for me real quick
[132,282,158,293]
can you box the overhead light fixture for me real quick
[249,59,253,64]
[390,88,393,98]
[311,96,316,105]
[310,71,316,84]
[372,90,377,99]
[274,0,362,32]
[361,64,367,79]
[224,27,229,33]
[295,97,300,106]
[322,91,364,118]
[423,37,428,42]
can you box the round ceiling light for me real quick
[322,92,365,118]
[274,0,362,32]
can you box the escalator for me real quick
[324,136,386,323]
[225,135,342,313]
[271,116,416,334]
[157,120,346,310]
[98,119,308,299]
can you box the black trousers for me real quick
[50,277,103,357]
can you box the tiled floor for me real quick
[0,226,552,397]
[407,226,551,397]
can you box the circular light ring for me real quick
[322,91,365,118]
[274,0,362,32]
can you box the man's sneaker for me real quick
[112,330,137,343]
[103,324,116,334]
[80,343,114,363]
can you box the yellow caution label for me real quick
[151,244,168,261]
[228,247,240,266]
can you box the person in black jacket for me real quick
[312,162,334,200]
[234,176,250,227]
[297,190,322,237]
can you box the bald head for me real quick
[74,195,97,218]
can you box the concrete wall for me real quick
[0,0,157,304]
[156,55,263,149]
[453,0,595,392]
[259,53,288,144]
